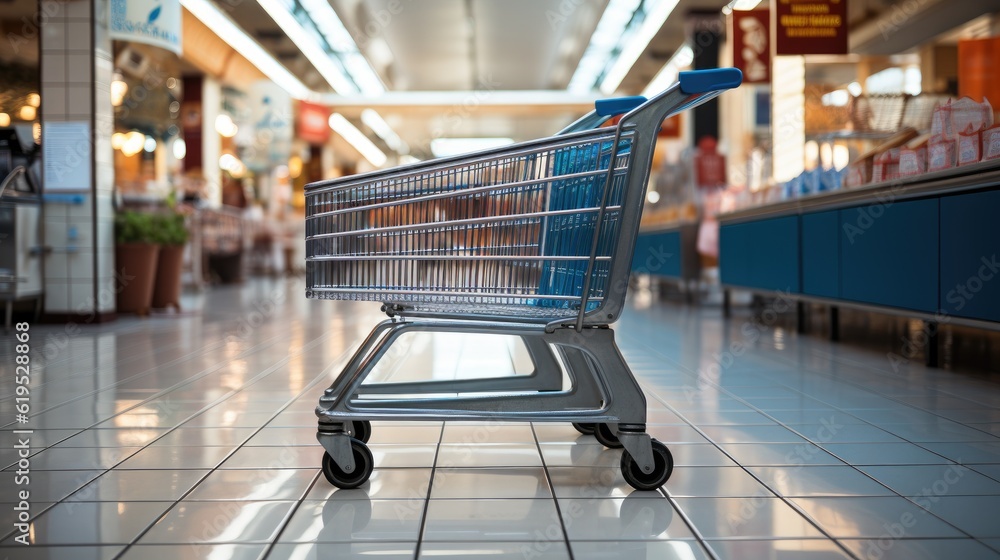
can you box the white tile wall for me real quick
[45,281,70,312]
[43,86,68,120]
[44,202,67,219]
[70,281,95,311]
[67,55,91,84]
[68,252,94,280]
[41,53,67,85]
[40,0,115,317]
[45,216,68,248]
[65,0,93,20]
[46,252,69,281]
[41,20,67,52]
[67,84,92,118]
[67,20,91,51]
[67,197,93,220]
[68,220,94,249]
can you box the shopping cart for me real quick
[305,68,742,490]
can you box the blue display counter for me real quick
[631,221,701,300]
[717,159,1000,365]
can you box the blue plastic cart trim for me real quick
[679,68,743,95]
[595,96,647,117]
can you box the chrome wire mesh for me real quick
[305,129,634,319]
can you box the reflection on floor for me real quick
[2,277,1000,559]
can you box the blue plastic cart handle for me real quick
[595,95,647,117]
[678,68,743,95]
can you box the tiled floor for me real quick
[2,278,1000,559]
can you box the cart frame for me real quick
[305,69,742,490]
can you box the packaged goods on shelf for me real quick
[928,137,957,172]
[959,127,983,166]
[846,160,870,188]
[872,148,900,183]
[899,135,930,177]
[984,125,1000,161]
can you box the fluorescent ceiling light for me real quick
[430,138,514,158]
[257,0,358,94]
[568,0,641,94]
[729,0,764,10]
[361,109,408,154]
[290,0,386,95]
[642,44,693,97]
[329,113,387,167]
[599,0,681,94]
[180,0,311,100]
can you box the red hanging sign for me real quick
[774,0,848,56]
[298,102,331,145]
[731,10,770,84]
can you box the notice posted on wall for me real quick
[42,121,91,192]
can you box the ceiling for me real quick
[219,0,734,159]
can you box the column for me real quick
[40,0,117,321]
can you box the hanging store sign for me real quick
[246,81,293,171]
[298,102,331,145]
[731,10,770,84]
[110,0,182,55]
[774,0,847,56]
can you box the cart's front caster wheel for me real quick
[594,423,623,448]
[322,439,374,489]
[572,422,596,436]
[350,420,372,443]
[621,439,673,491]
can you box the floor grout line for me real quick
[529,422,575,560]
[412,422,446,560]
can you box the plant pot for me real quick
[115,243,159,316]
[152,244,185,310]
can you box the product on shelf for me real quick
[899,134,930,177]
[872,148,901,183]
[928,137,957,172]
[850,128,918,186]
[930,97,994,168]
[959,126,983,166]
[846,159,871,188]
[983,125,1000,161]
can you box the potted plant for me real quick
[115,210,159,315]
[151,212,189,310]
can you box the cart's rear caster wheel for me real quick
[350,420,372,443]
[572,422,596,435]
[322,438,374,489]
[621,439,673,491]
[594,423,623,448]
